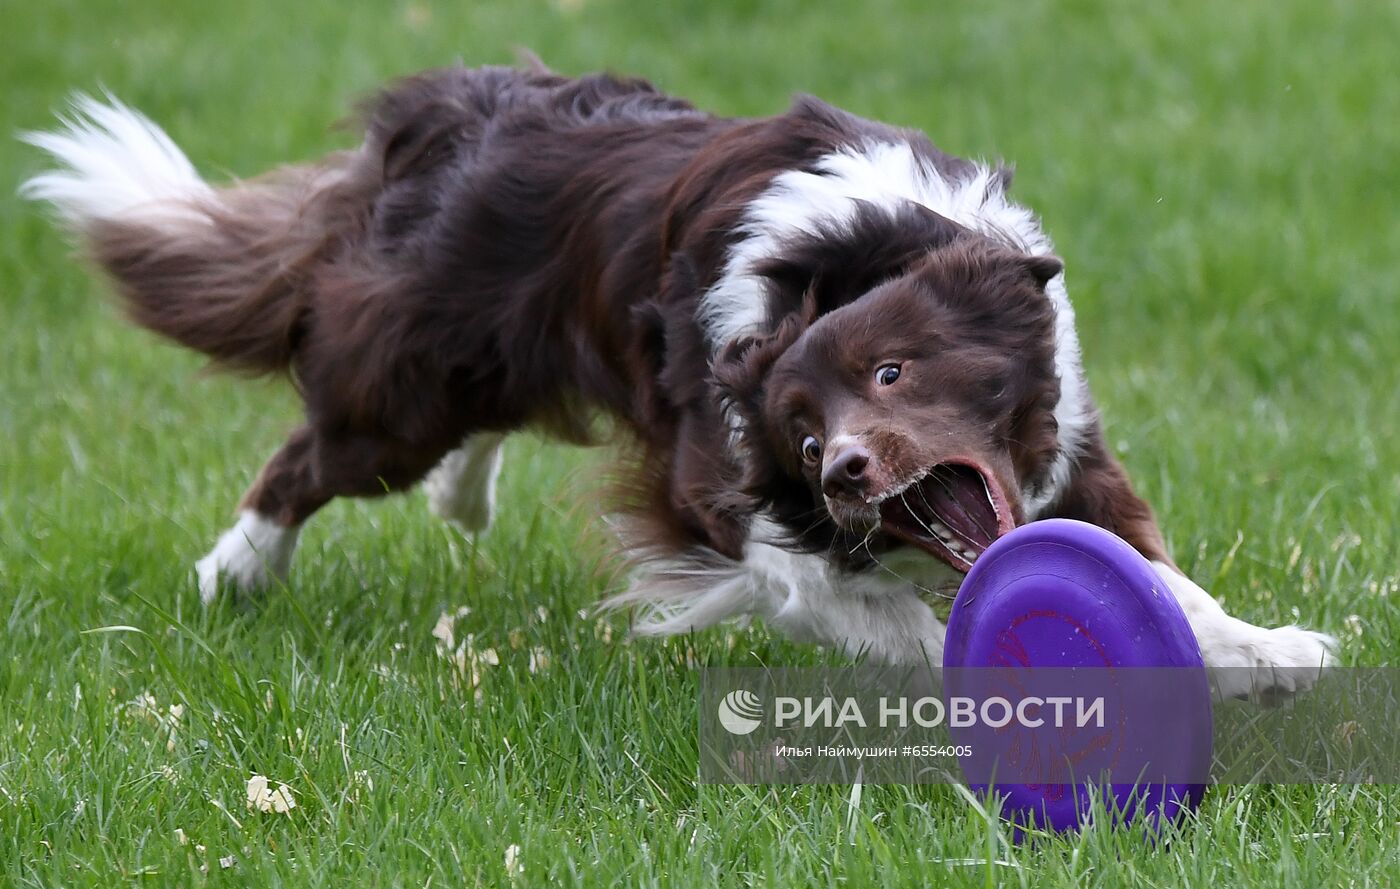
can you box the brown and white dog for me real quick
[22,63,1333,698]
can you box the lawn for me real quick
[2,0,1399,885]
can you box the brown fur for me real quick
[57,62,1172,591]
[87,160,370,373]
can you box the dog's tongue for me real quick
[917,464,999,549]
[879,463,1007,571]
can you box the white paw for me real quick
[425,435,505,535]
[196,511,299,605]
[425,474,494,533]
[1204,623,1338,704]
[1152,562,1336,704]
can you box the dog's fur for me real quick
[22,64,1334,699]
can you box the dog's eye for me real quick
[800,435,821,463]
[876,364,901,386]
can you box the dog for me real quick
[22,62,1334,699]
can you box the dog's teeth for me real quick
[914,514,978,562]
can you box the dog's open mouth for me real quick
[876,462,1014,572]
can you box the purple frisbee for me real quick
[943,518,1212,834]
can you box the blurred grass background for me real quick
[2,0,1399,885]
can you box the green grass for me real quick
[3,0,1399,884]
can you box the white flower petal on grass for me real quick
[270,784,296,813]
[433,606,475,653]
[528,647,551,673]
[246,775,269,807]
[246,774,297,814]
[505,843,523,876]
[437,631,500,701]
[127,693,159,717]
[432,610,457,650]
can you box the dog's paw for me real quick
[424,437,504,535]
[195,511,298,605]
[195,550,266,605]
[1206,624,1337,704]
[425,475,495,534]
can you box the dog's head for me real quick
[716,238,1065,574]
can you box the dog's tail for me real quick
[20,94,367,374]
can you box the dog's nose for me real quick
[822,445,872,498]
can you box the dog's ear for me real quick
[1022,254,1064,287]
[711,308,809,422]
[709,306,811,492]
[629,253,713,429]
[705,312,813,544]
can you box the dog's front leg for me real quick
[424,433,508,534]
[1050,435,1335,701]
[1150,562,1335,701]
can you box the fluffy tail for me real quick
[20,94,362,373]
